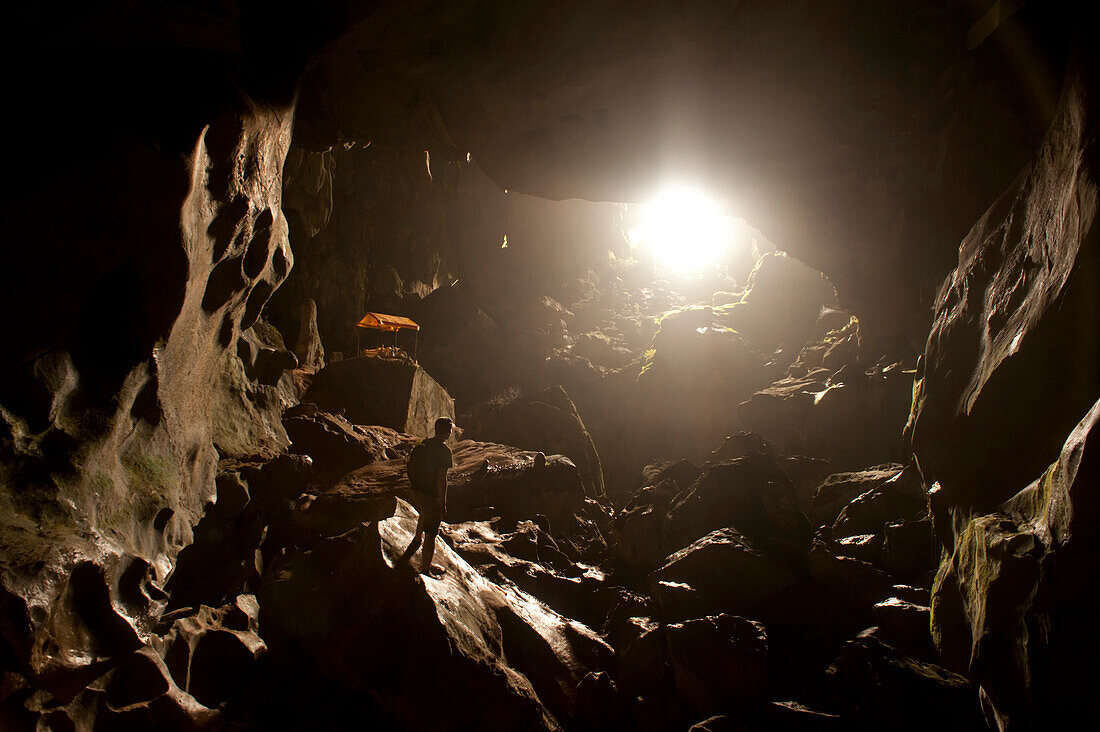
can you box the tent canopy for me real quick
[355,312,420,332]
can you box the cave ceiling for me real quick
[293,0,1069,338]
[9,0,1072,347]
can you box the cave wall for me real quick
[0,1,306,697]
[909,45,1100,729]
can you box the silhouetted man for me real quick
[400,417,453,576]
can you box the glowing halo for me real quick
[627,184,737,275]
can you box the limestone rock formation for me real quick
[292,298,326,371]
[1,3,1093,730]
[910,50,1100,730]
[930,398,1100,730]
[465,385,606,499]
[302,355,455,438]
[212,318,305,460]
[0,95,295,704]
[282,402,412,481]
[260,499,617,730]
[908,55,1100,515]
[298,1,1066,340]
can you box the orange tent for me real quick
[355,312,419,359]
[355,312,420,332]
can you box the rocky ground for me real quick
[1,243,984,731]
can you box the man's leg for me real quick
[399,511,425,563]
[420,513,442,575]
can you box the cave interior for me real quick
[1,1,1098,731]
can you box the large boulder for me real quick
[282,402,414,481]
[796,539,895,631]
[445,441,591,538]
[667,452,814,562]
[648,529,798,622]
[302,354,455,437]
[664,614,768,718]
[907,55,1100,516]
[869,596,935,662]
[825,635,982,731]
[739,362,914,471]
[612,477,683,576]
[831,468,928,538]
[632,306,773,464]
[808,464,906,529]
[465,384,606,498]
[715,252,839,354]
[881,518,936,581]
[260,499,614,729]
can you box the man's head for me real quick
[434,417,453,439]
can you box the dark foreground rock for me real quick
[166,456,314,610]
[825,635,982,731]
[665,614,768,718]
[831,467,927,537]
[667,452,814,563]
[807,464,906,529]
[739,363,914,471]
[648,528,798,622]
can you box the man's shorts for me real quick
[404,489,441,534]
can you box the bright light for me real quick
[628,184,737,274]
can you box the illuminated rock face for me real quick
[260,499,614,730]
[0,103,295,697]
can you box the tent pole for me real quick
[414,331,418,362]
